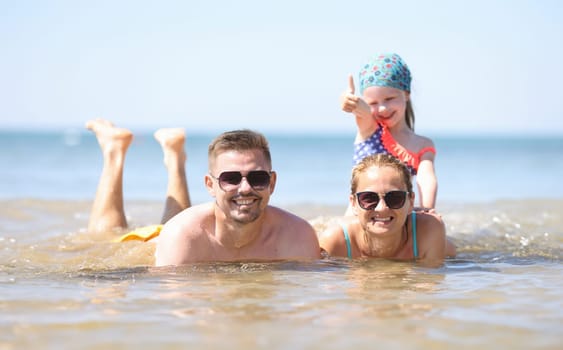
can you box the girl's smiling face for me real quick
[362,86,409,129]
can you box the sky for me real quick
[1,0,562,136]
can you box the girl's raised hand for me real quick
[340,75,370,117]
[340,75,358,112]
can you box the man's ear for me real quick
[205,174,216,197]
[268,171,277,195]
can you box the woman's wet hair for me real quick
[350,153,413,194]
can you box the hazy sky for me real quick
[1,0,562,135]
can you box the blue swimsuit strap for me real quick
[341,224,353,259]
[411,211,418,259]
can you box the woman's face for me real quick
[362,86,409,129]
[350,165,414,237]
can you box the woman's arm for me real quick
[417,212,446,267]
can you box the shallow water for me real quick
[1,199,562,349]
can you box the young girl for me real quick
[319,154,455,267]
[340,53,437,210]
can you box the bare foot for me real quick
[154,128,187,168]
[86,119,133,157]
[86,119,132,233]
[154,127,190,223]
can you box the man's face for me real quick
[206,149,276,224]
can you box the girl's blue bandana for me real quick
[359,53,411,93]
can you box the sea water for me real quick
[0,129,562,349]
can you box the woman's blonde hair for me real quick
[350,154,413,194]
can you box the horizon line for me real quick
[1,125,562,139]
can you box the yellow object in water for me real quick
[115,224,163,242]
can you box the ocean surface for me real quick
[1,129,562,349]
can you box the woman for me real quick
[319,153,455,266]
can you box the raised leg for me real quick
[86,119,133,233]
[154,128,191,224]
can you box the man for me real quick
[87,120,320,265]
[153,129,321,265]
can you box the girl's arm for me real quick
[416,137,438,209]
[340,75,377,141]
[417,159,438,209]
[353,110,377,142]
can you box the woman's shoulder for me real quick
[319,216,358,254]
[414,210,444,229]
[319,216,351,236]
[414,211,446,247]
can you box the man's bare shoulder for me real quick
[265,206,320,258]
[158,203,215,243]
[168,202,213,223]
[265,206,314,231]
[155,202,215,266]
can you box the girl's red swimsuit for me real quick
[353,123,435,175]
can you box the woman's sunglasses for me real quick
[355,190,409,210]
[211,170,271,191]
